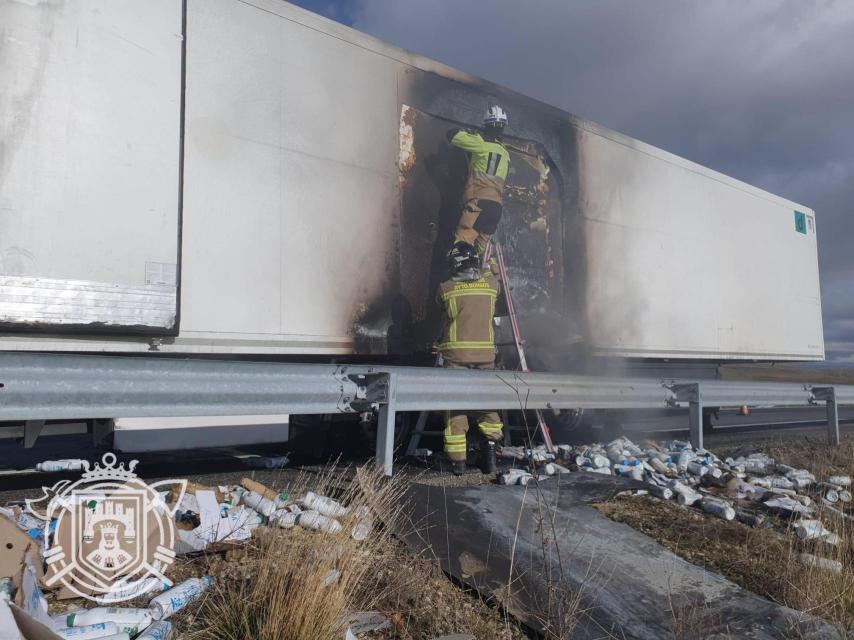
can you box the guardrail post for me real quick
[375,373,397,476]
[672,383,703,450]
[813,387,839,446]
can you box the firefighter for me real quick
[447,105,511,254]
[437,241,503,475]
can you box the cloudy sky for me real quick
[294,0,853,362]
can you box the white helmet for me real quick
[483,104,508,128]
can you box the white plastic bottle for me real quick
[798,553,843,574]
[240,490,277,517]
[794,519,828,540]
[136,621,174,640]
[648,458,671,476]
[66,608,151,629]
[700,499,735,521]
[686,461,709,477]
[271,511,298,528]
[55,622,119,639]
[296,511,343,534]
[770,477,794,490]
[648,485,673,500]
[149,577,213,620]
[827,475,851,487]
[302,492,349,518]
[36,459,86,472]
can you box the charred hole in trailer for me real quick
[378,68,587,367]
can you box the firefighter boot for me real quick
[480,441,497,475]
[451,460,467,476]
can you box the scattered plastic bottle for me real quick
[794,519,829,541]
[839,490,852,503]
[649,457,671,476]
[67,608,151,629]
[828,475,851,487]
[686,461,709,477]
[302,492,349,518]
[271,511,298,528]
[770,477,794,490]
[149,577,213,620]
[240,490,277,517]
[824,488,840,503]
[0,578,14,601]
[136,621,174,640]
[648,485,673,500]
[296,511,343,534]
[798,553,843,574]
[700,499,735,521]
[36,459,86,472]
[735,510,765,528]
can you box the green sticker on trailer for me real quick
[794,211,807,234]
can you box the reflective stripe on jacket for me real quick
[437,272,501,365]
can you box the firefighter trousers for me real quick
[442,361,504,461]
[454,199,503,253]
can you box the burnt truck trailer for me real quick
[0,0,825,449]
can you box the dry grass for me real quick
[720,364,854,385]
[182,464,528,640]
[597,434,854,635]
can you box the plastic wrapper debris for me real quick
[343,611,391,639]
[242,455,290,469]
[149,577,212,621]
[499,469,533,485]
[350,507,373,542]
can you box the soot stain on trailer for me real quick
[392,68,588,366]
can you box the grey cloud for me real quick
[351,0,854,360]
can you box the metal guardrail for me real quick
[0,352,851,474]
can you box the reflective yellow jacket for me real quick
[450,130,510,204]
[437,271,501,365]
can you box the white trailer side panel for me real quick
[578,122,824,360]
[179,0,399,350]
[0,0,182,329]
